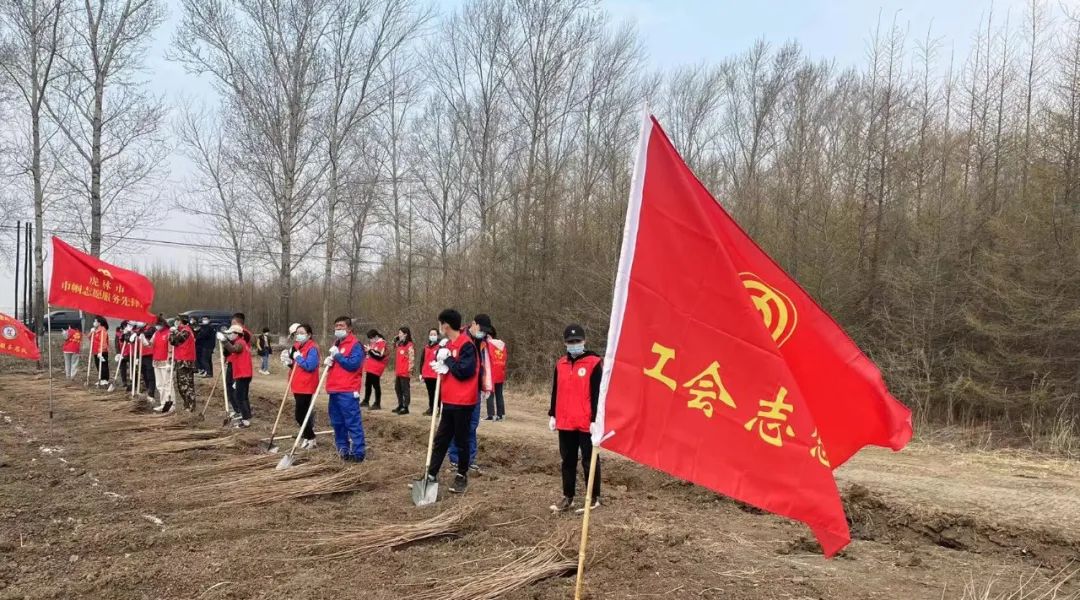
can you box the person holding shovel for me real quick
[151,316,175,412]
[89,317,110,386]
[423,309,480,494]
[325,316,366,462]
[220,324,253,427]
[62,325,82,380]
[170,315,198,412]
[138,323,156,400]
[282,323,320,449]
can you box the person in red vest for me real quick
[485,327,508,421]
[219,324,253,427]
[420,328,440,416]
[281,323,321,449]
[150,316,175,412]
[325,316,366,461]
[115,321,136,392]
[137,323,156,400]
[61,325,82,380]
[449,313,493,471]
[422,309,479,494]
[361,329,387,410]
[169,314,198,411]
[89,316,110,386]
[548,324,603,514]
[392,327,415,415]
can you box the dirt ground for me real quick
[1,365,1078,600]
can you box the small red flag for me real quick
[595,114,913,557]
[0,312,41,361]
[48,237,156,323]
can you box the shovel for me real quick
[199,371,219,419]
[107,342,129,393]
[266,361,299,453]
[217,339,232,426]
[411,375,443,506]
[277,363,331,470]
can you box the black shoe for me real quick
[422,409,433,416]
[484,415,495,421]
[449,474,468,494]
[551,496,574,512]
[370,404,382,411]
[398,408,409,415]
[360,400,370,408]
[494,416,504,422]
[391,406,402,414]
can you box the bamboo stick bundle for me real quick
[296,505,479,560]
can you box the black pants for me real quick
[429,404,473,477]
[119,356,131,388]
[233,377,252,420]
[486,382,505,418]
[363,375,382,407]
[395,377,411,409]
[94,352,110,381]
[294,393,316,440]
[559,429,601,500]
[141,356,156,397]
[196,346,214,376]
[424,377,437,411]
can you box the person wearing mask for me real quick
[325,316,366,461]
[89,316,110,387]
[449,313,494,472]
[151,316,175,413]
[194,316,216,378]
[392,327,415,415]
[61,325,82,380]
[281,323,321,449]
[421,309,479,494]
[256,327,272,375]
[548,324,603,513]
[223,313,252,421]
[420,329,440,416]
[138,323,156,400]
[219,324,253,427]
[115,321,134,392]
[485,327,508,421]
[170,315,198,411]
[361,329,387,410]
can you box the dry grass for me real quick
[101,434,239,456]
[288,504,478,560]
[409,532,576,600]
[179,461,370,507]
[955,566,1079,600]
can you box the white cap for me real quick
[288,323,300,335]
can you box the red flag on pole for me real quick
[48,237,156,322]
[595,113,912,557]
[0,312,41,361]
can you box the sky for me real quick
[0,0,1035,314]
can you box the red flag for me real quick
[595,114,913,557]
[48,237,156,322]
[0,312,41,361]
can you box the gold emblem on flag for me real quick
[740,272,797,347]
[97,268,113,279]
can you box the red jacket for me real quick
[326,333,364,393]
[62,328,82,354]
[488,339,507,384]
[290,339,320,394]
[421,343,438,379]
[363,338,388,376]
[440,334,479,406]
[89,327,108,355]
[172,325,196,361]
[152,328,170,361]
[552,353,603,432]
[226,337,253,379]
[395,342,414,377]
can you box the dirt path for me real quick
[1,370,1077,599]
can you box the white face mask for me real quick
[334,329,347,339]
[428,335,438,343]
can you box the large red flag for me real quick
[595,114,913,557]
[48,237,155,322]
[0,312,41,361]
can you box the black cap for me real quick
[563,324,585,342]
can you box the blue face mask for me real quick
[295,334,309,343]
[475,331,486,339]
[334,329,347,340]
[567,343,585,357]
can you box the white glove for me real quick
[438,338,449,347]
[323,356,334,367]
[280,349,290,362]
[97,353,104,361]
[436,347,451,361]
[589,422,600,437]
[430,360,449,375]
[549,416,556,432]
[328,346,340,357]
[353,391,360,399]
[281,356,292,367]
[170,326,177,333]
[128,333,137,343]
[292,350,303,360]
[216,332,225,342]
[231,382,236,390]
[123,325,132,333]
[115,354,123,363]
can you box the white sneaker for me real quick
[98,380,109,387]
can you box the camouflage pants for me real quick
[176,361,196,410]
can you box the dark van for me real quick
[179,310,235,331]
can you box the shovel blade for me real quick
[411,479,438,506]
[267,445,280,454]
[275,453,295,470]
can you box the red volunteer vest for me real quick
[290,340,320,394]
[140,330,153,357]
[326,333,362,393]
[555,354,602,432]
[395,342,413,377]
[421,343,438,378]
[489,340,508,384]
[226,337,253,379]
[89,328,108,354]
[363,338,388,376]
[440,334,479,406]
[62,329,82,353]
[174,325,196,361]
[152,329,170,360]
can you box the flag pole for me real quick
[46,303,54,420]
[573,448,601,600]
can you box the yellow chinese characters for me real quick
[643,343,736,418]
[744,386,796,447]
[810,429,830,467]
[643,342,676,391]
